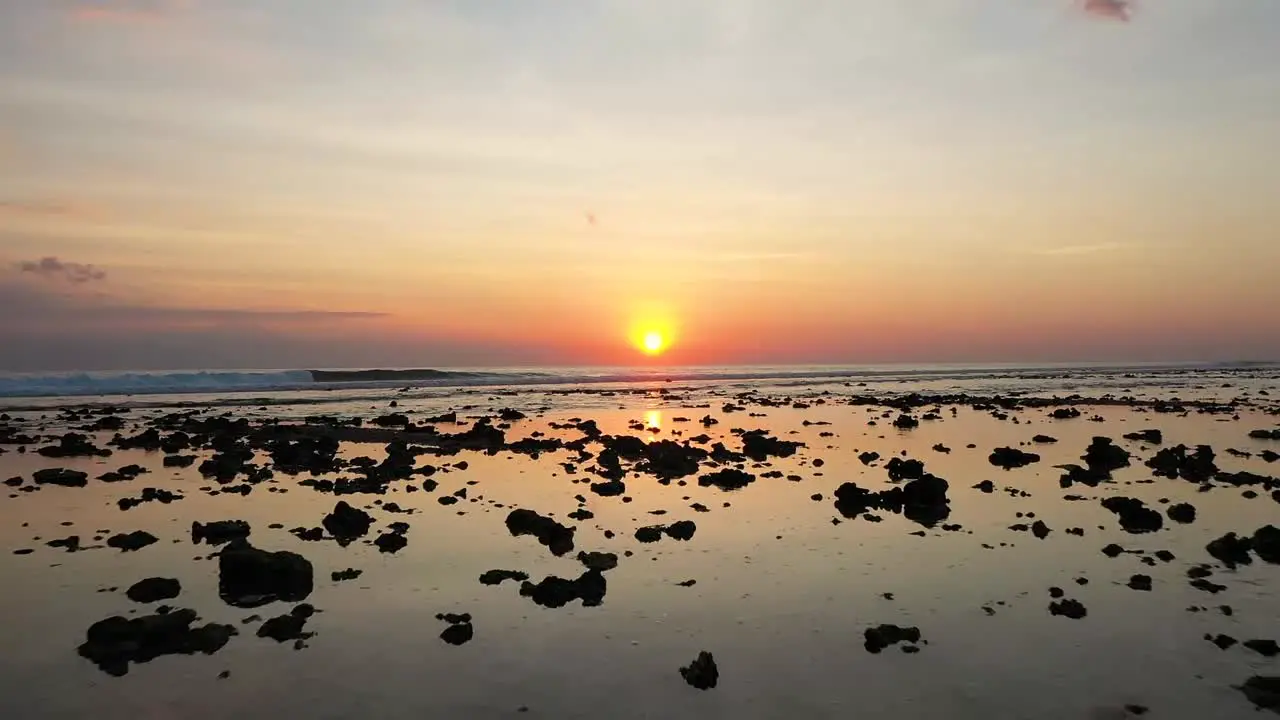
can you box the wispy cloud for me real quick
[68,0,194,24]
[0,200,98,220]
[15,257,107,284]
[1036,243,1131,257]
[1081,0,1133,23]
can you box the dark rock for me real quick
[634,440,708,479]
[38,432,111,458]
[1254,525,1280,564]
[1166,503,1196,524]
[257,604,314,643]
[374,531,407,554]
[98,464,148,482]
[1102,543,1125,557]
[1083,437,1130,476]
[77,608,236,676]
[1100,497,1163,533]
[1190,578,1228,594]
[989,447,1040,470]
[1123,429,1163,444]
[217,540,313,608]
[893,414,919,429]
[886,457,925,481]
[46,535,81,552]
[126,578,181,603]
[371,413,409,427]
[858,451,880,465]
[1049,599,1087,619]
[740,430,801,461]
[698,468,755,491]
[480,569,528,586]
[864,624,921,653]
[833,474,951,528]
[1237,676,1280,712]
[519,570,606,608]
[1031,520,1051,539]
[973,480,995,493]
[1050,408,1081,419]
[1055,463,1110,489]
[118,487,183,511]
[577,552,618,572]
[1127,574,1153,591]
[322,501,373,544]
[680,651,718,690]
[635,526,663,543]
[590,479,626,497]
[1208,633,1238,650]
[505,509,575,556]
[1213,470,1276,488]
[107,531,157,552]
[33,468,88,487]
[440,622,473,646]
[291,526,324,541]
[331,568,362,582]
[111,428,162,451]
[665,520,696,541]
[1245,640,1280,658]
[192,520,250,545]
[1146,444,1217,482]
[1206,532,1253,569]
[163,454,197,468]
[1032,435,1058,444]
[1249,429,1280,440]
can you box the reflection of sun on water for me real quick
[645,410,662,431]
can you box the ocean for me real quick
[1,360,1274,404]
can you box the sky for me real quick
[1,0,1278,372]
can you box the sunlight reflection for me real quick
[645,410,662,432]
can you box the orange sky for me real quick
[1,1,1278,370]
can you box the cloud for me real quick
[1081,0,1132,22]
[68,0,194,24]
[1035,243,1131,257]
[0,200,96,220]
[15,257,107,284]
[0,279,517,372]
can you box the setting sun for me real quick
[641,331,667,355]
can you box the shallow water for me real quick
[2,374,1279,719]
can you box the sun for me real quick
[641,331,667,355]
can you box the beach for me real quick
[2,364,1279,719]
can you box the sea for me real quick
[1,360,1275,408]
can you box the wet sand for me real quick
[1,371,1279,719]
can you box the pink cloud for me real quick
[1081,0,1132,22]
